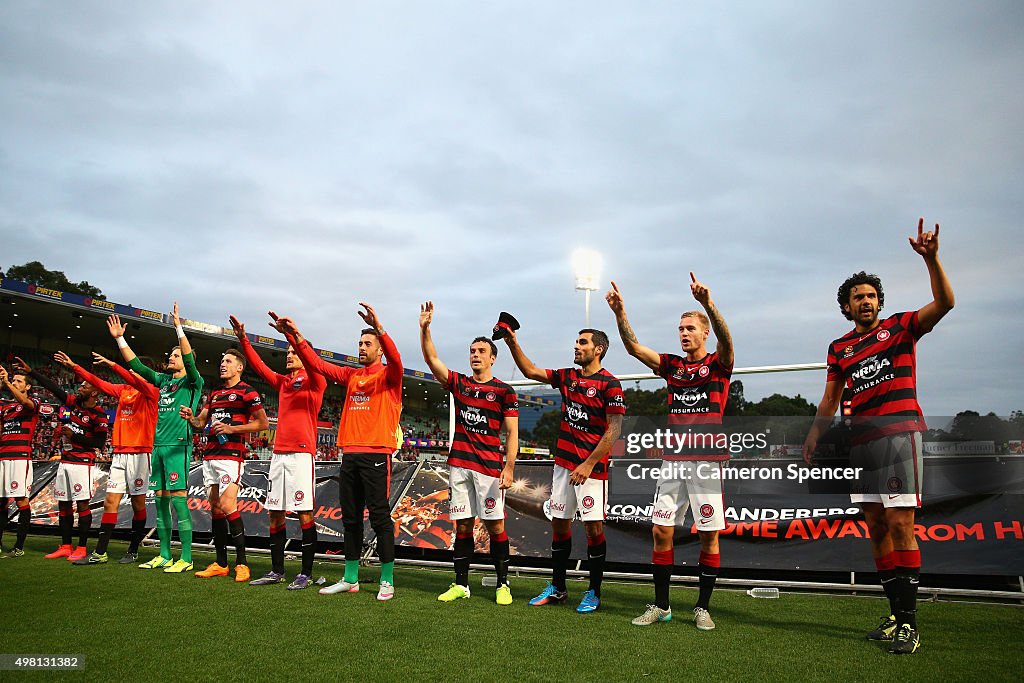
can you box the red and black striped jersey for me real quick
[659,352,732,423]
[445,371,518,478]
[827,311,926,443]
[0,398,41,460]
[658,352,733,460]
[203,381,263,461]
[547,367,626,480]
[60,395,110,464]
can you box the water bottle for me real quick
[747,587,780,598]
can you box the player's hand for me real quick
[91,352,114,367]
[171,301,181,326]
[0,366,8,383]
[228,315,246,340]
[605,281,625,315]
[210,421,232,436]
[179,406,194,421]
[419,301,434,330]
[107,314,126,338]
[570,461,594,485]
[690,272,712,307]
[268,311,299,337]
[53,351,76,369]
[12,356,31,374]
[499,465,515,490]
[358,302,383,334]
[802,439,817,465]
[909,217,940,259]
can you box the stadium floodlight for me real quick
[572,248,603,326]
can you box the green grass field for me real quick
[1,537,1020,682]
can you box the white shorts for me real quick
[850,432,923,508]
[202,459,243,490]
[448,465,504,521]
[651,460,726,531]
[549,465,607,522]
[106,453,152,496]
[0,459,33,498]
[265,452,315,512]
[53,462,94,502]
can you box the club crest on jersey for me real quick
[135,478,144,487]
[698,365,710,377]
[295,491,305,502]
[887,477,902,493]
[73,483,82,493]
[582,496,595,510]
[169,472,179,483]
[83,415,90,423]
[228,394,237,401]
[10,481,18,490]
[586,387,597,398]
[221,474,231,485]
[485,497,496,510]
[844,345,855,357]
[485,392,496,402]
[699,503,714,518]
[876,329,891,342]
[852,355,891,381]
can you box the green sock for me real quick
[344,559,359,583]
[381,561,394,585]
[170,496,193,562]
[156,496,172,559]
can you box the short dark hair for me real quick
[12,372,31,388]
[471,336,498,358]
[579,328,610,360]
[360,328,379,338]
[223,348,246,369]
[837,271,884,320]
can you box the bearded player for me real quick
[53,351,158,565]
[15,356,109,562]
[0,365,41,558]
[503,324,625,614]
[180,348,268,582]
[804,219,954,655]
[230,314,327,590]
[274,304,402,601]
[607,273,734,631]
[111,305,204,573]
[419,301,519,605]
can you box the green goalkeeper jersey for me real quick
[129,351,204,448]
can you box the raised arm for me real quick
[102,354,160,400]
[272,314,353,385]
[418,301,450,385]
[605,280,660,372]
[690,272,734,368]
[56,351,122,398]
[0,366,35,410]
[803,380,844,464]
[108,315,160,385]
[359,302,403,388]
[172,302,202,387]
[908,218,954,334]
[230,315,283,388]
[500,328,550,383]
[15,357,68,405]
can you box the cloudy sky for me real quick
[2,1,1021,414]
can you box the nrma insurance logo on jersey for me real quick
[566,402,589,425]
[852,355,892,382]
